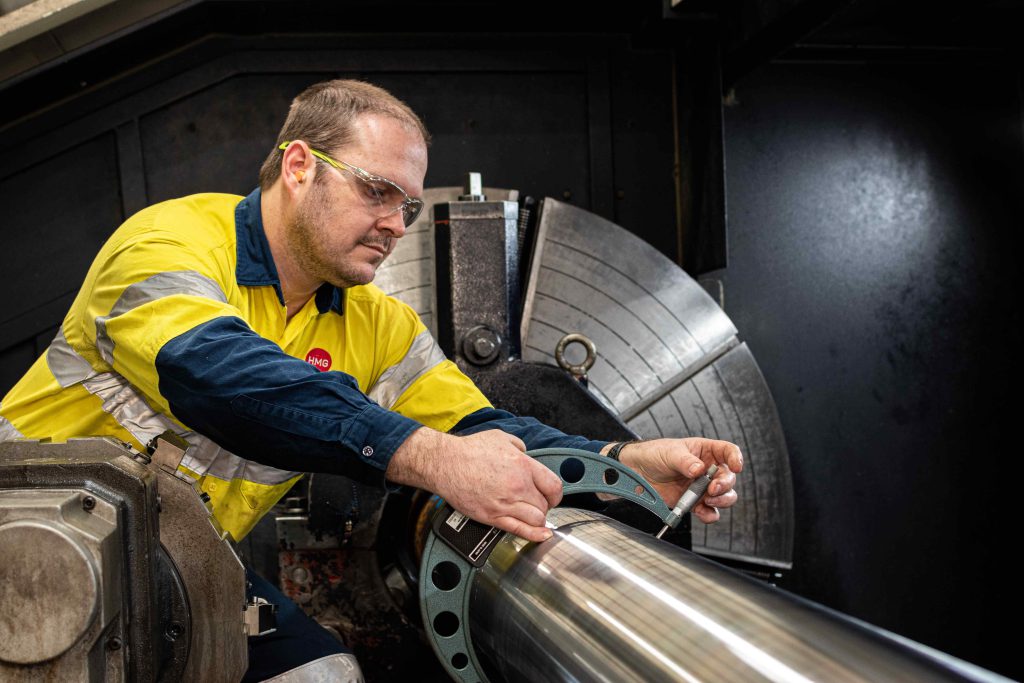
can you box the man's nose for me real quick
[377,209,407,237]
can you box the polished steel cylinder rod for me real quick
[469,508,1004,683]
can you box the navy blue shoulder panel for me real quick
[452,407,607,453]
[155,316,420,483]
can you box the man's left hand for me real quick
[607,438,743,524]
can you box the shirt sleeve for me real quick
[452,407,609,453]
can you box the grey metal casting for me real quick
[0,436,249,682]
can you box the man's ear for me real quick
[281,142,314,194]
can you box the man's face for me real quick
[288,114,428,289]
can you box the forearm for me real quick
[384,426,445,489]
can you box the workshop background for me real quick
[0,0,1020,680]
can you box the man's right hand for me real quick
[385,428,563,542]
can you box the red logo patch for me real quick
[305,348,332,372]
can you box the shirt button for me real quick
[361,446,374,458]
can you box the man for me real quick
[0,80,741,681]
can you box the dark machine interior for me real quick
[0,1,1020,680]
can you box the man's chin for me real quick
[329,266,378,289]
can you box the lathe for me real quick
[0,184,1002,682]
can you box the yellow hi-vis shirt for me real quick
[0,189,491,540]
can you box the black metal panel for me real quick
[0,134,121,284]
[0,342,39,399]
[137,60,599,214]
[675,36,729,274]
[721,61,1022,679]
[608,46,679,262]
[0,133,122,374]
[140,73,326,202]
[382,71,593,210]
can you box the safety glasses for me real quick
[278,141,424,227]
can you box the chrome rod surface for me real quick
[469,508,1003,683]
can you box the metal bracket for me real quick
[418,448,674,683]
[148,430,190,479]
[243,597,278,637]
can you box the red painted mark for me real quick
[305,348,332,372]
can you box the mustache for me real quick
[361,236,393,252]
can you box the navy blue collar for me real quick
[235,188,344,315]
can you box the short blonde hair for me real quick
[258,79,430,189]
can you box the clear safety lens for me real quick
[278,141,423,227]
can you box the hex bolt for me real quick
[473,336,496,358]
[461,326,502,366]
[107,637,122,651]
[82,496,96,512]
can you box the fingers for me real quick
[494,514,552,543]
[651,444,708,481]
[707,467,737,498]
[503,432,528,452]
[708,439,744,472]
[703,488,737,509]
[692,501,720,524]
[501,501,548,528]
[530,458,564,508]
[679,438,744,474]
[693,480,737,525]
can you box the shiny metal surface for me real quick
[262,653,364,682]
[470,508,1003,683]
[419,450,674,683]
[520,199,794,567]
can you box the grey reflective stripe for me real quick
[80,372,181,447]
[179,433,299,486]
[74,376,297,485]
[95,270,227,364]
[260,653,364,683]
[0,405,25,441]
[367,330,447,409]
[41,324,297,487]
[47,327,98,387]
[44,325,177,447]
